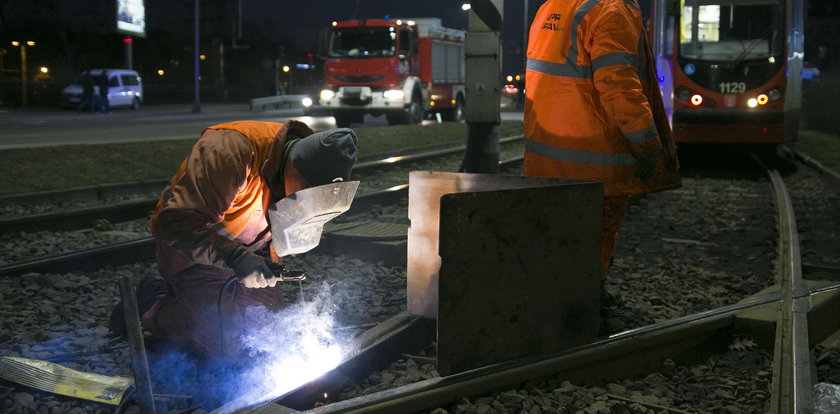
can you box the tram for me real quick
[650,0,805,144]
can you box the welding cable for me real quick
[217,276,240,357]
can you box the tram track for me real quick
[0,136,525,230]
[0,137,524,273]
[226,151,840,414]
[1,146,839,413]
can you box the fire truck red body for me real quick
[315,17,465,127]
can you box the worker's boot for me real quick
[135,276,171,317]
[108,276,172,338]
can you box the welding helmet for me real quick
[287,128,357,186]
[268,180,359,257]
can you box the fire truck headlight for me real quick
[320,89,336,101]
[747,98,758,108]
[302,97,313,107]
[767,88,783,101]
[383,89,405,101]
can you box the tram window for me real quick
[679,0,782,60]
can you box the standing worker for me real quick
[523,0,681,333]
[112,120,358,360]
[97,71,110,113]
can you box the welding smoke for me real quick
[210,282,347,413]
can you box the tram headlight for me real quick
[747,98,758,108]
[690,94,703,106]
[767,88,783,101]
[756,94,769,106]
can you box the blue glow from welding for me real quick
[140,282,348,412]
[211,283,347,413]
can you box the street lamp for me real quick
[11,40,35,107]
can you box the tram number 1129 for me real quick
[719,82,747,94]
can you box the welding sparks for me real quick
[210,284,346,414]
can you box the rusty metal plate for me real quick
[405,171,603,376]
[407,171,602,320]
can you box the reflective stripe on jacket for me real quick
[524,0,680,197]
[151,120,314,277]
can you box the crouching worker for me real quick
[137,120,357,359]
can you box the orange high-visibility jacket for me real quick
[524,0,680,197]
[150,120,314,277]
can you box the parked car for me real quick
[62,69,143,110]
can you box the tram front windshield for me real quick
[678,0,784,62]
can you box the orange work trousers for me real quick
[601,195,630,270]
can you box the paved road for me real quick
[0,104,523,149]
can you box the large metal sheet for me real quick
[407,171,601,319]
[437,181,602,375]
[407,172,603,374]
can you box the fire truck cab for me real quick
[317,18,465,127]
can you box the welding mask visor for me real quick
[268,180,359,257]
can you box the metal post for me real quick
[20,44,27,107]
[219,42,226,101]
[0,48,6,106]
[192,0,201,113]
[274,59,280,95]
[523,0,530,72]
[118,277,157,414]
[124,37,133,69]
[460,0,504,173]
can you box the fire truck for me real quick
[315,17,466,127]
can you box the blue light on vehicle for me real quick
[684,64,695,75]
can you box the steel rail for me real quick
[0,198,155,235]
[781,145,840,187]
[354,135,523,170]
[761,158,813,414]
[0,136,526,235]
[0,179,169,208]
[240,284,840,414]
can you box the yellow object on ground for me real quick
[0,356,133,405]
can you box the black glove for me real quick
[228,250,277,288]
[634,155,657,181]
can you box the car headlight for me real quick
[302,97,313,107]
[320,89,335,101]
[383,89,405,101]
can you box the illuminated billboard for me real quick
[116,0,146,37]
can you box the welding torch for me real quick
[217,266,307,356]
